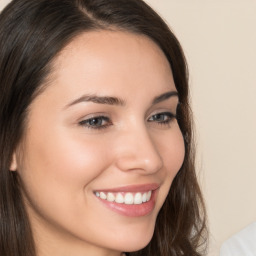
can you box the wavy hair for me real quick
[0,0,207,255]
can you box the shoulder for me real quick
[220,222,256,256]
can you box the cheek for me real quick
[156,127,185,201]
[147,126,185,210]
[160,129,185,178]
[16,127,117,241]
[17,126,113,207]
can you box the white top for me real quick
[220,222,256,256]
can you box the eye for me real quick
[79,116,112,130]
[148,112,176,125]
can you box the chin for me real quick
[111,224,155,253]
[124,237,153,253]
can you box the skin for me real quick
[11,31,185,256]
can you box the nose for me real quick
[114,127,163,174]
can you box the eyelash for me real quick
[148,112,176,125]
[79,112,176,130]
[79,116,112,130]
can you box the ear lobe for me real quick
[9,153,18,171]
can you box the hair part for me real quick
[0,0,207,255]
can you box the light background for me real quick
[1,0,256,255]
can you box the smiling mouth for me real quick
[94,184,159,217]
[94,191,152,205]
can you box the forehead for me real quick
[57,30,170,67]
[39,30,175,103]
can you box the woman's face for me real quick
[12,31,185,255]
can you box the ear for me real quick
[9,153,18,171]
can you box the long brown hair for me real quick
[0,0,207,255]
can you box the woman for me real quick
[0,0,207,255]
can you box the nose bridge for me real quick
[115,124,163,173]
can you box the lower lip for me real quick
[96,190,158,217]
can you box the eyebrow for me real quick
[152,91,179,104]
[65,94,125,108]
[65,91,178,109]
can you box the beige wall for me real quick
[1,1,256,255]
[0,0,10,9]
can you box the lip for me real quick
[94,183,159,193]
[94,183,159,217]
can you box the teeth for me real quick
[95,191,152,205]
[134,193,142,204]
[115,193,124,204]
[107,192,115,202]
[146,191,152,201]
[124,193,134,204]
[99,192,107,200]
[142,192,147,202]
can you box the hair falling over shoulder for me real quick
[0,0,207,255]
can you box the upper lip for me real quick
[94,183,160,193]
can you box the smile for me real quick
[95,191,152,205]
[93,184,159,217]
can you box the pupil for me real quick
[90,118,101,126]
[155,114,164,121]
